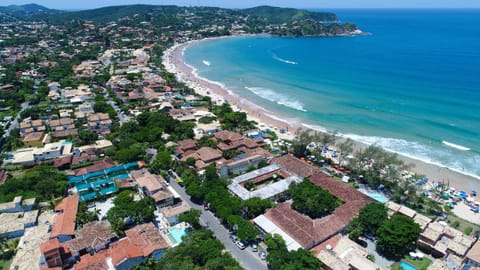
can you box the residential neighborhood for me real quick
[0,3,479,270]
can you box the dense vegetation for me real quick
[144,229,242,270]
[376,215,420,260]
[19,5,358,37]
[348,202,388,240]
[265,233,322,270]
[348,203,421,260]
[106,190,155,234]
[0,165,68,202]
[109,111,194,163]
[289,179,341,219]
[212,103,256,131]
[176,163,271,242]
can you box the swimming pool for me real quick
[367,192,388,203]
[168,227,188,244]
[399,261,418,270]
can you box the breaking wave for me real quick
[245,86,307,112]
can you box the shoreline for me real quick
[162,36,479,193]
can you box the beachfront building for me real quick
[227,163,301,201]
[253,155,373,251]
[218,154,267,179]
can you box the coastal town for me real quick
[0,3,479,270]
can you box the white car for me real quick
[235,240,246,250]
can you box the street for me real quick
[169,178,268,270]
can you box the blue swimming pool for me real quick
[399,261,418,270]
[365,192,388,203]
[168,227,188,244]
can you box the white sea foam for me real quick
[202,60,211,66]
[272,53,298,65]
[442,141,471,151]
[245,86,307,112]
[342,134,480,180]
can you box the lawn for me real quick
[392,256,432,270]
[0,258,13,270]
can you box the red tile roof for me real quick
[272,154,321,178]
[50,195,79,238]
[76,249,109,270]
[40,238,60,253]
[73,159,116,176]
[261,163,373,250]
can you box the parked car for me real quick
[230,234,238,242]
[235,240,246,250]
[259,250,267,260]
[251,243,258,252]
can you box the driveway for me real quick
[169,178,267,270]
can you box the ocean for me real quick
[182,9,480,179]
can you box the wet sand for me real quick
[162,37,479,194]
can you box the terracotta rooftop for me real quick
[262,170,373,250]
[272,154,321,178]
[50,195,79,239]
[125,222,169,256]
[73,159,116,176]
[161,203,191,218]
[22,131,44,142]
[214,130,243,143]
[40,238,60,254]
[467,240,480,263]
[131,170,165,193]
[196,147,222,163]
[75,249,109,270]
[66,221,116,253]
[176,139,198,154]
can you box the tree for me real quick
[289,179,340,219]
[150,151,172,173]
[337,138,354,165]
[179,209,202,230]
[265,233,322,270]
[376,215,420,260]
[358,203,388,235]
[241,197,273,219]
[152,229,242,270]
[78,129,98,144]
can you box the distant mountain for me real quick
[242,6,338,23]
[0,3,61,16]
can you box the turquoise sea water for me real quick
[183,9,480,179]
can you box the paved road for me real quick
[5,101,30,137]
[169,178,268,270]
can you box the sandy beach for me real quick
[162,37,479,195]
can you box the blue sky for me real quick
[3,0,480,10]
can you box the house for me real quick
[219,154,267,179]
[22,131,48,147]
[0,196,35,213]
[87,113,112,134]
[131,170,174,208]
[181,147,223,170]
[316,235,386,270]
[39,238,67,269]
[161,203,191,226]
[65,220,117,260]
[417,221,476,258]
[0,210,39,238]
[34,141,73,162]
[50,195,79,242]
[49,118,78,138]
[75,223,169,270]
[175,139,198,157]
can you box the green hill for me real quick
[0,3,61,16]
[242,6,338,24]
